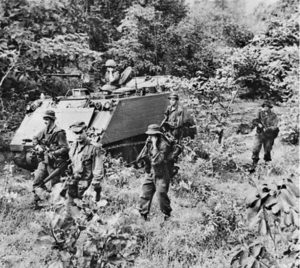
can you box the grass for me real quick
[0,98,298,268]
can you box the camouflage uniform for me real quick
[68,124,105,199]
[33,123,69,189]
[139,124,172,219]
[252,103,279,164]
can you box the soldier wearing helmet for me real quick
[102,59,120,91]
[250,100,279,172]
[32,110,69,208]
[138,124,172,221]
[162,93,184,141]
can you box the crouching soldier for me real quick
[250,100,279,172]
[32,110,69,207]
[138,124,172,221]
[67,121,105,201]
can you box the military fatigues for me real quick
[252,110,279,163]
[164,104,184,141]
[139,137,172,218]
[68,140,104,199]
[33,124,69,189]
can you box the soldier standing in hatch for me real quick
[138,124,172,221]
[32,110,69,207]
[162,93,184,141]
[67,121,105,201]
[101,59,120,91]
[250,100,279,172]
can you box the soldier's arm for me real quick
[91,147,105,188]
[151,140,169,166]
[32,130,44,145]
[176,108,184,128]
[252,112,263,127]
[111,71,120,83]
[52,131,69,157]
[164,106,170,117]
[271,113,279,127]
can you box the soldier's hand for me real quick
[47,152,55,159]
[91,180,101,190]
[35,144,44,153]
[151,136,158,145]
[146,136,151,144]
[73,173,81,181]
[83,186,95,200]
[258,123,263,128]
[32,139,38,146]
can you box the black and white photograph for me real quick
[0,0,299,267]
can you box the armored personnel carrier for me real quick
[10,75,174,170]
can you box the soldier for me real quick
[162,93,184,141]
[250,100,279,171]
[101,59,120,91]
[32,110,69,207]
[138,124,172,221]
[67,121,105,201]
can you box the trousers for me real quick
[139,174,172,217]
[33,162,60,189]
[68,179,91,199]
[252,133,275,163]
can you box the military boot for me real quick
[248,160,258,173]
[140,213,149,221]
[33,193,42,210]
[95,188,101,202]
[164,214,171,221]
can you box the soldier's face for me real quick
[44,118,53,128]
[74,129,87,143]
[149,134,158,144]
[262,106,270,112]
[170,99,177,106]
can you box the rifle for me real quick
[126,137,151,168]
[160,116,168,128]
[35,160,71,188]
[252,118,279,138]
[252,118,266,133]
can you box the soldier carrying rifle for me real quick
[66,121,105,202]
[162,93,184,142]
[138,124,173,221]
[250,100,279,172]
[32,110,69,208]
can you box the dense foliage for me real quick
[198,0,299,102]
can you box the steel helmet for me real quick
[105,59,117,67]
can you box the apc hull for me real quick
[10,92,170,168]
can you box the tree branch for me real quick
[0,51,19,111]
